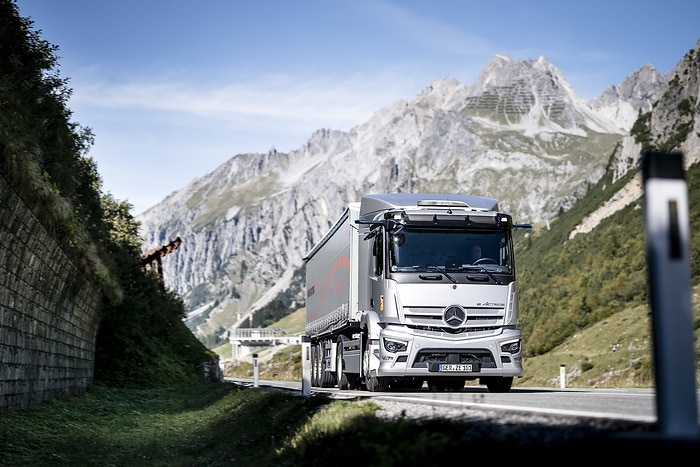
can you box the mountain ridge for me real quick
[137,41,699,346]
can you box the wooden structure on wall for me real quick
[141,236,182,287]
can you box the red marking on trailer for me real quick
[307,255,351,319]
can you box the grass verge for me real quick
[3,381,694,466]
[0,382,329,466]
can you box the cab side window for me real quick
[373,234,383,276]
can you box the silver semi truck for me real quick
[303,193,531,392]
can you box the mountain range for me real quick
[137,39,700,347]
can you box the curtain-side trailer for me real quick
[303,193,531,392]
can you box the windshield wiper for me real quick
[426,266,457,284]
[463,266,503,285]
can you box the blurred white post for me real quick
[559,365,566,389]
[642,151,699,439]
[301,335,311,396]
[252,353,259,388]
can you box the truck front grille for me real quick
[402,307,505,328]
[403,306,504,331]
[412,348,496,369]
[406,324,501,334]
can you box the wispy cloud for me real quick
[367,1,495,56]
[70,71,417,134]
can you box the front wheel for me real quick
[365,373,389,392]
[362,335,388,392]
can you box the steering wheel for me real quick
[473,257,497,265]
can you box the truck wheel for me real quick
[336,338,349,390]
[483,376,513,393]
[362,337,388,392]
[366,374,389,392]
[320,343,334,388]
[321,364,332,387]
[347,374,361,390]
[313,343,325,387]
[310,344,319,387]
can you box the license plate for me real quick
[439,364,475,372]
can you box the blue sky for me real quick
[14,0,700,215]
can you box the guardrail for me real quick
[229,328,302,359]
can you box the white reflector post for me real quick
[253,353,259,388]
[642,151,699,438]
[560,365,566,389]
[301,335,311,396]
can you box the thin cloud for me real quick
[69,72,416,132]
[366,1,495,56]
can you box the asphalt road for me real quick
[226,377,700,425]
[226,377,700,458]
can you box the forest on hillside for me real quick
[516,156,700,357]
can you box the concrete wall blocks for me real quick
[0,176,102,412]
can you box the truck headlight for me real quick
[501,340,520,354]
[383,338,407,353]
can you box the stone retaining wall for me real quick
[0,175,102,411]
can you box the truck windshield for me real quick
[389,228,513,274]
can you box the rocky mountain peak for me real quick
[462,53,620,135]
[471,54,564,92]
[415,76,469,109]
[137,49,694,345]
[589,63,667,131]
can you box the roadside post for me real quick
[642,150,699,438]
[559,365,566,389]
[253,353,259,388]
[301,335,311,396]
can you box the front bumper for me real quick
[375,325,523,378]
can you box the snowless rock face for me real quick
[571,39,700,242]
[590,63,668,132]
[137,43,700,344]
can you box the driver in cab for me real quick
[470,245,483,263]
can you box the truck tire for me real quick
[362,337,388,392]
[311,344,320,387]
[366,374,389,392]
[483,376,513,393]
[347,374,361,390]
[312,343,327,387]
[321,363,333,387]
[320,342,334,388]
[336,340,349,390]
